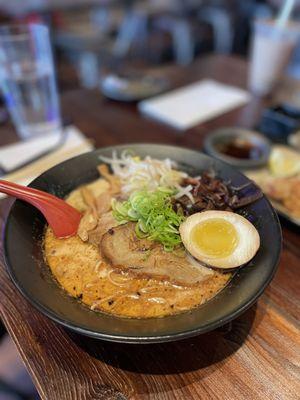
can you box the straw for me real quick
[275,0,295,29]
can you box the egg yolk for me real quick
[191,218,238,258]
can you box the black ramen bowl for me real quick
[3,144,281,343]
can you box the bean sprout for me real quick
[99,151,190,198]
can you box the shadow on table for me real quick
[68,303,258,379]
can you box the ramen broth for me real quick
[44,179,232,318]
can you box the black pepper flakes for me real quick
[108,300,114,306]
[108,228,114,235]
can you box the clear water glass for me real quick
[0,24,61,140]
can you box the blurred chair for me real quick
[52,0,237,86]
[53,1,124,88]
[112,0,195,65]
[112,0,234,65]
[197,5,233,54]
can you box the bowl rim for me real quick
[3,144,282,343]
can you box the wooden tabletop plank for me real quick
[0,55,299,399]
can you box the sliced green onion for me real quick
[112,188,184,251]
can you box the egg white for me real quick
[179,210,260,269]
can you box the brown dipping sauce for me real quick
[217,138,262,160]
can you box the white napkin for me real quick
[138,79,250,130]
[0,126,94,198]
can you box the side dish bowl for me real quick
[204,128,271,169]
[3,144,282,343]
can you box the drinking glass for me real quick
[0,24,61,139]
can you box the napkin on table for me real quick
[138,79,250,130]
[0,125,94,199]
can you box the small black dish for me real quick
[3,144,281,343]
[258,103,300,143]
[204,128,271,169]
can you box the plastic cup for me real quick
[248,19,300,96]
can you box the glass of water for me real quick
[0,24,61,140]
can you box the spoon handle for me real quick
[0,180,81,238]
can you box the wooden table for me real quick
[0,55,299,400]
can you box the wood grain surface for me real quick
[0,55,299,400]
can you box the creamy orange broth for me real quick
[44,179,232,318]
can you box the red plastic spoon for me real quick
[0,180,82,238]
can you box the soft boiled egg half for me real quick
[179,210,260,269]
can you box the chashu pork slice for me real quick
[100,223,213,286]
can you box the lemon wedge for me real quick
[269,146,300,178]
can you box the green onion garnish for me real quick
[112,188,184,251]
